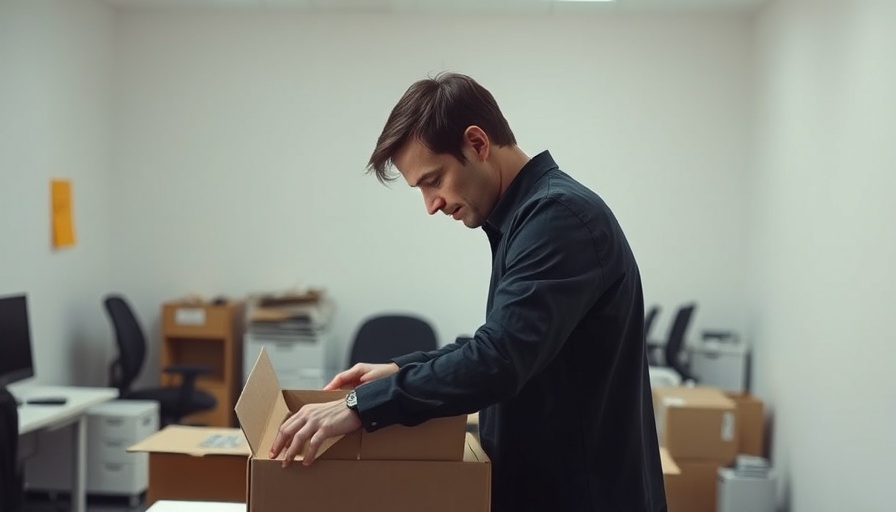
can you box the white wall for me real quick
[748,1,896,510]
[112,10,754,382]
[0,0,115,385]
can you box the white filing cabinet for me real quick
[690,340,750,393]
[244,332,337,389]
[25,400,159,505]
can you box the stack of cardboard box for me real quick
[654,386,765,512]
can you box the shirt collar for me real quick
[485,150,558,235]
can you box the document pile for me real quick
[731,454,772,477]
[245,288,334,337]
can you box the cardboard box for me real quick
[725,392,765,456]
[128,425,250,505]
[235,348,490,512]
[653,386,738,463]
[664,459,724,512]
[659,446,681,476]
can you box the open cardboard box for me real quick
[128,425,250,504]
[235,348,491,512]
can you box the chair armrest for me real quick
[162,364,213,378]
[162,365,214,421]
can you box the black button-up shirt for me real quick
[356,151,666,512]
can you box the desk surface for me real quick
[11,384,118,434]
[146,501,245,512]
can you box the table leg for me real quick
[71,415,87,512]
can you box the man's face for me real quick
[393,137,499,229]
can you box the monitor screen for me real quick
[0,294,35,387]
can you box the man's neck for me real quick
[491,145,530,197]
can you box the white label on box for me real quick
[721,411,735,441]
[174,308,205,326]
[662,397,686,407]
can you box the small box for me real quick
[128,425,250,505]
[664,459,724,512]
[235,348,491,512]
[653,386,739,463]
[725,392,765,456]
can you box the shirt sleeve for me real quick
[354,197,612,431]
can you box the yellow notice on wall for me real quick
[51,179,76,248]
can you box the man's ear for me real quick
[463,125,490,162]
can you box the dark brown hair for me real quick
[367,72,517,183]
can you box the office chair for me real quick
[348,314,438,367]
[644,305,659,336]
[103,294,216,426]
[644,305,661,365]
[662,303,698,383]
[0,388,23,512]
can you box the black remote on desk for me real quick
[26,397,68,405]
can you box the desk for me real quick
[11,384,118,512]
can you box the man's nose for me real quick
[426,195,446,216]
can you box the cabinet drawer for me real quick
[89,413,157,440]
[92,439,149,465]
[162,303,238,338]
[88,461,148,494]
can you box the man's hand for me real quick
[269,399,362,467]
[323,362,399,390]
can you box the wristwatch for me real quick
[345,390,359,412]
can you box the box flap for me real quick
[659,447,680,475]
[360,415,467,461]
[463,433,490,463]
[127,425,250,457]
[235,348,289,456]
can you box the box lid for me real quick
[653,386,737,410]
[128,425,250,457]
[235,348,346,461]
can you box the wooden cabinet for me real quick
[160,300,245,427]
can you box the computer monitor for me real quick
[0,294,35,388]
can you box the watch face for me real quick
[345,390,358,408]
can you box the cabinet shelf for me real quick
[161,300,245,427]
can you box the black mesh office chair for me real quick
[644,306,661,364]
[348,314,438,367]
[644,306,660,338]
[103,294,216,426]
[663,303,698,383]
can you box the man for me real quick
[270,72,667,512]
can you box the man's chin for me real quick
[462,218,483,229]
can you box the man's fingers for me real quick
[324,366,362,390]
[302,430,327,466]
[272,414,306,460]
[282,423,313,468]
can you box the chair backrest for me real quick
[664,303,697,379]
[348,314,438,367]
[103,295,147,395]
[644,306,660,339]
